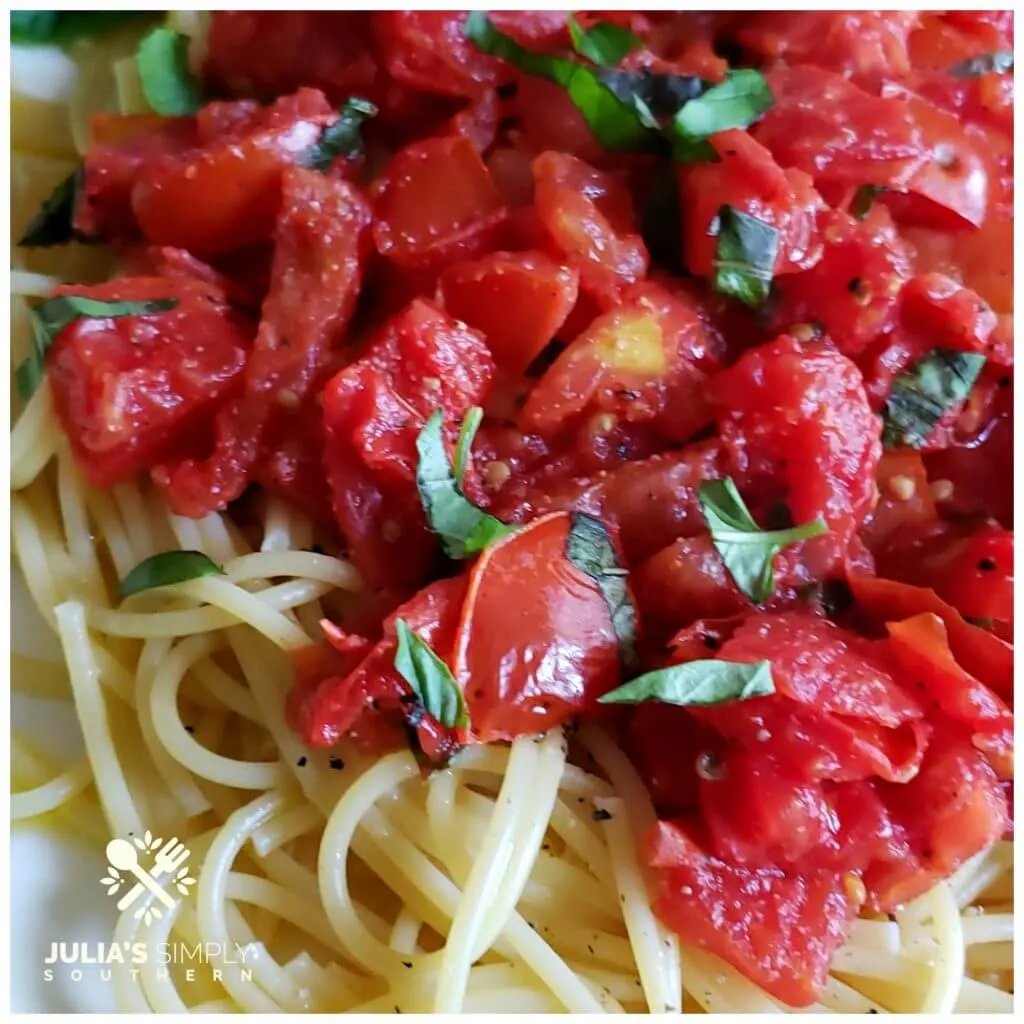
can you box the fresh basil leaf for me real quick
[595,68,706,120]
[15,295,177,401]
[416,409,513,560]
[699,478,827,603]
[452,405,483,484]
[599,658,774,706]
[120,550,224,598]
[850,184,884,221]
[712,205,779,308]
[882,349,987,449]
[302,96,378,172]
[394,619,468,729]
[464,12,655,151]
[17,167,95,248]
[668,69,773,152]
[566,512,640,674]
[950,50,1013,78]
[136,27,202,116]
[567,14,642,67]
[11,11,155,46]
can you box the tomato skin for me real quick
[48,277,252,489]
[533,151,649,306]
[710,337,882,541]
[681,129,824,281]
[455,512,624,742]
[437,251,578,376]
[859,449,936,555]
[772,206,913,357]
[288,576,467,763]
[900,272,1003,361]
[373,136,507,272]
[648,819,860,1008]
[76,116,198,241]
[155,168,372,517]
[322,299,494,592]
[132,89,336,256]
[522,280,716,444]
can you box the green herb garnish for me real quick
[599,658,774,706]
[567,15,642,67]
[302,96,378,172]
[17,167,92,248]
[394,619,468,729]
[11,11,155,46]
[712,205,779,308]
[135,27,202,116]
[120,550,224,598]
[950,50,1013,78]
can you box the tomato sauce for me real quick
[34,11,1013,1006]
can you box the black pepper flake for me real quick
[702,634,721,651]
[868,1009,878,1014]
[847,276,863,293]
[329,756,345,770]
[978,557,997,572]
[401,961,412,968]
[184,725,195,734]
[498,115,518,134]
[297,756,308,767]
[587,944,595,955]
[998,375,1011,388]
[593,808,613,821]
[399,693,418,704]
[496,80,518,100]
[369,698,381,710]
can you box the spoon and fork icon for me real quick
[105,837,191,912]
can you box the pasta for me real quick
[9,12,1014,1016]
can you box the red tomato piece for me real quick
[373,136,507,272]
[878,520,1013,626]
[859,449,936,555]
[437,251,578,376]
[533,151,649,306]
[155,168,372,517]
[900,273,1003,361]
[648,819,861,1007]
[521,281,718,445]
[47,277,251,489]
[848,571,1013,700]
[322,299,494,592]
[771,205,913,357]
[132,89,336,255]
[454,512,625,742]
[288,576,468,763]
[680,129,824,281]
[76,116,198,241]
[710,336,882,540]
[692,610,928,783]
[866,724,1010,910]
[887,613,1013,776]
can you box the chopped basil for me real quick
[17,167,93,248]
[667,69,773,160]
[565,512,640,674]
[15,295,177,401]
[415,408,513,560]
[11,11,154,46]
[850,184,883,221]
[882,349,987,449]
[394,619,468,729]
[950,50,1013,78]
[136,27,202,116]
[119,550,224,598]
[567,15,641,67]
[699,478,827,603]
[712,205,779,308]
[464,12,655,151]
[302,96,378,172]
[452,405,483,484]
[595,68,706,120]
[599,658,774,706]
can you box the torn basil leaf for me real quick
[11,11,155,46]
[599,658,774,706]
[17,167,93,248]
[452,405,483,484]
[566,512,640,674]
[950,50,1013,78]
[882,349,987,449]
[416,408,513,560]
[136,27,202,116]
[668,69,773,158]
[15,295,177,401]
[464,11,655,151]
[302,96,378,172]
[120,550,223,598]
[699,478,827,603]
[712,205,779,308]
[394,619,468,729]
[567,15,641,67]
[595,68,705,120]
